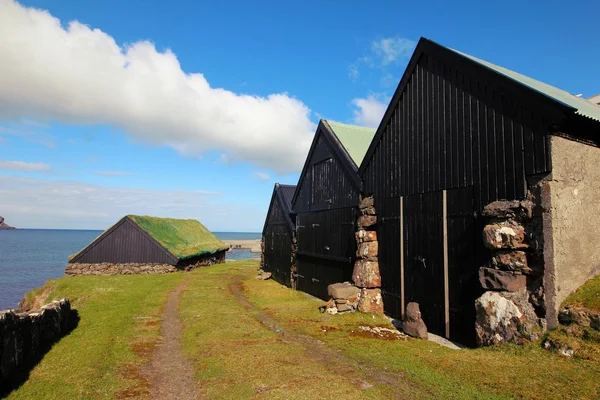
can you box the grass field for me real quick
[6,261,600,399]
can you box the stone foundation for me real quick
[0,299,72,386]
[66,252,225,276]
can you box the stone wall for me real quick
[66,252,225,276]
[475,199,546,346]
[353,195,384,314]
[0,299,72,387]
[543,135,600,328]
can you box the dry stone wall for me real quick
[475,199,546,346]
[66,253,225,276]
[0,299,72,387]
[353,195,384,314]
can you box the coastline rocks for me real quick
[0,216,16,230]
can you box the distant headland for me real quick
[0,216,16,230]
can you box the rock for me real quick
[352,260,381,288]
[0,215,16,230]
[478,267,526,292]
[482,221,527,250]
[475,290,539,346]
[358,215,377,228]
[360,206,377,216]
[558,307,595,327]
[356,241,378,258]
[591,315,600,331]
[357,289,384,314]
[255,271,272,280]
[335,298,348,305]
[543,338,574,357]
[491,251,531,273]
[355,229,377,243]
[336,303,353,313]
[403,302,428,339]
[327,282,360,300]
[481,200,533,220]
[360,196,374,209]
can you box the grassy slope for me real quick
[241,265,600,400]
[562,274,600,312]
[8,262,600,399]
[7,273,183,399]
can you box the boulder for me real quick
[491,251,531,273]
[482,221,527,250]
[357,289,384,314]
[403,302,428,339]
[337,303,353,313]
[352,260,381,288]
[355,229,377,243]
[358,215,377,228]
[360,206,377,216]
[482,200,533,220]
[558,307,599,329]
[327,282,360,300]
[475,290,540,346]
[356,241,378,259]
[478,267,527,292]
[255,270,272,280]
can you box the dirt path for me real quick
[143,281,200,400]
[229,275,414,397]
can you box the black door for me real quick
[403,191,445,337]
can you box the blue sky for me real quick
[0,0,598,231]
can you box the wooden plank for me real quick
[400,196,405,318]
[443,189,450,338]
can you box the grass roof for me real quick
[129,215,229,260]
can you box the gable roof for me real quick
[326,121,376,166]
[70,215,228,262]
[290,119,373,209]
[129,215,228,259]
[359,37,600,175]
[451,49,600,123]
[262,183,296,234]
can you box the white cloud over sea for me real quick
[0,175,264,231]
[0,0,315,174]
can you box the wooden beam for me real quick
[443,190,450,338]
[400,196,405,318]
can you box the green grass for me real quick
[6,273,183,399]
[242,269,600,400]
[7,262,600,399]
[562,274,600,312]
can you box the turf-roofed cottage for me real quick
[67,215,228,275]
[291,120,376,300]
[357,37,600,346]
[261,183,297,287]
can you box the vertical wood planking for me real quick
[443,190,449,338]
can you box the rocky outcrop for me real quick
[402,302,428,339]
[0,299,72,386]
[559,307,600,331]
[0,216,15,230]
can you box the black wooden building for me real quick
[262,183,296,287]
[292,120,375,299]
[358,37,600,345]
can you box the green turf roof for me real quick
[326,121,377,167]
[450,48,600,123]
[129,215,229,260]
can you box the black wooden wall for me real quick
[71,219,176,264]
[361,48,557,345]
[293,129,359,300]
[263,196,294,287]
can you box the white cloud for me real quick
[0,175,264,231]
[371,37,416,66]
[0,160,51,171]
[0,0,315,174]
[253,172,271,181]
[348,64,360,81]
[92,170,135,177]
[351,95,389,128]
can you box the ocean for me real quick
[0,229,260,310]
